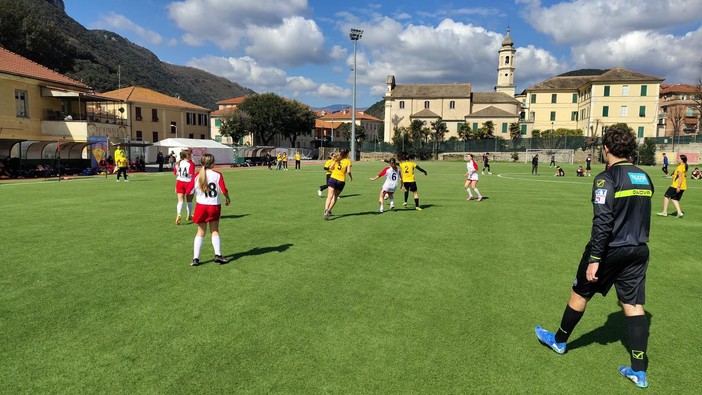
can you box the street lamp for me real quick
[349,28,363,160]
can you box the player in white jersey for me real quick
[186,154,231,266]
[464,154,483,201]
[174,149,196,224]
[370,158,401,213]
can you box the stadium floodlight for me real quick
[349,28,363,160]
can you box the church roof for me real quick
[410,109,441,118]
[467,106,517,118]
[391,83,471,98]
[472,92,520,104]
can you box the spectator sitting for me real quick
[691,167,701,180]
[576,166,585,177]
[36,164,52,177]
[555,166,565,177]
[0,163,10,179]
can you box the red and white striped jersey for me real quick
[187,169,228,205]
[175,159,196,182]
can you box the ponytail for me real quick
[198,154,215,192]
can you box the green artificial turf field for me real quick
[1,161,700,393]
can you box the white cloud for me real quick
[329,45,347,61]
[315,84,350,99]
[245,16,327,66]
[92,12,163,45]
[168,0,309,51]
[519,0,702,45]
[187,55,288,89]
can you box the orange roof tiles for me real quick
[660,84,699,95]
[319,110,382,122]
[101,86,209,111]
[0,47,89,90]
[216,97,248,105]
[211,108,237,117]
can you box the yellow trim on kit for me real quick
[614,189,652,198]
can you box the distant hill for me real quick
[364,100,384,120]
[0,0,255,109]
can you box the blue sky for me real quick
[64,0,702,109]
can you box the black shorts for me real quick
[327,178,345,192]
[664,187,684,201]
[572,244,649,305]
[403,181,418,192]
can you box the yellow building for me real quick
[383,29,520,142]
[0,47,126,160]
[210,96,247,144]
[522,68,664,138]
[101,87,210,145]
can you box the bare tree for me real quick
[668,105,685,152]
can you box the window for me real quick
[424,101,430,109]
[602,106,609,117]
[151,108,158,122]
[15,90,28,117]
[550,111,556,121]
[637,127,644,138]
[200,134,205,139]
[530,94,536,103]
[520,124,527,135]
[640,85,647,96]
[188,133,194,139]
[622,85,629,96]
[136,131,143,141]
[505,56,510,65]
[215,119,222,127]
[572,93,578,103]
[686,107,694,117]
[135,107,142,121]
[529,111,535,121]
[571,111,578,121]
[197,113,202,126]
[502,123,508,133]
[399,101,405,109]
[551,94,557,103]
[449,100,455,109]
[581,109,586,120]
[186,112,195,125]
[639,106,646,117]
[170,121,177,134]
[152,132,159,142]
[603,86,610,97]
[620,106,628,117]
[473,123,478,131]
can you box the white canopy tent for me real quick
[149,138,234,164]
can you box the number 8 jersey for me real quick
[187,169,229,205]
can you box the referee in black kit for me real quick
[534,124,654,389]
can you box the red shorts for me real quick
[192,204,221,224]
[175,180,191,194]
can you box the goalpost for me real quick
[524,149,575,164]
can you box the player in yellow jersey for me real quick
[323,149,352,220]
[398,152,427,210]
[318,152,337,197]
[657,154,688,218]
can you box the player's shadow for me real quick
[395,204,438,211]
[220,214,250,219]
[338,193,361,199]
[225,243,293,261]
[567,309,653,352]
[330,211,381,219]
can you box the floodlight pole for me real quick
[350,28,363,160]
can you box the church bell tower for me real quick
[495,27,516,97]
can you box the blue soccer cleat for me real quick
[619,366,648,388]
[535,326,566,354]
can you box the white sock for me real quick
[390,199,394,206]
[474,188,481,198]
[379,203,384,211]
[212,235,222,256]
[193,236,204,259]
[177,202,183,215]
[186,202,192,216]
[467,188,473,197]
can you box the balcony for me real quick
[41,119,129,140]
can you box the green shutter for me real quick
[604,86,610,97]
[572,93,577,103]
[215,119,222,127]
[502,122,508,133]
[602,106,609,117]
[639,106,646,117]
[640,85,647,96]
[637,127,644,137]
[551,93,557,103]
[473,123,478,131]
[571,111,578,121]
[550,111,556,121]
[521,124,527,135]
[530,94,536,103]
